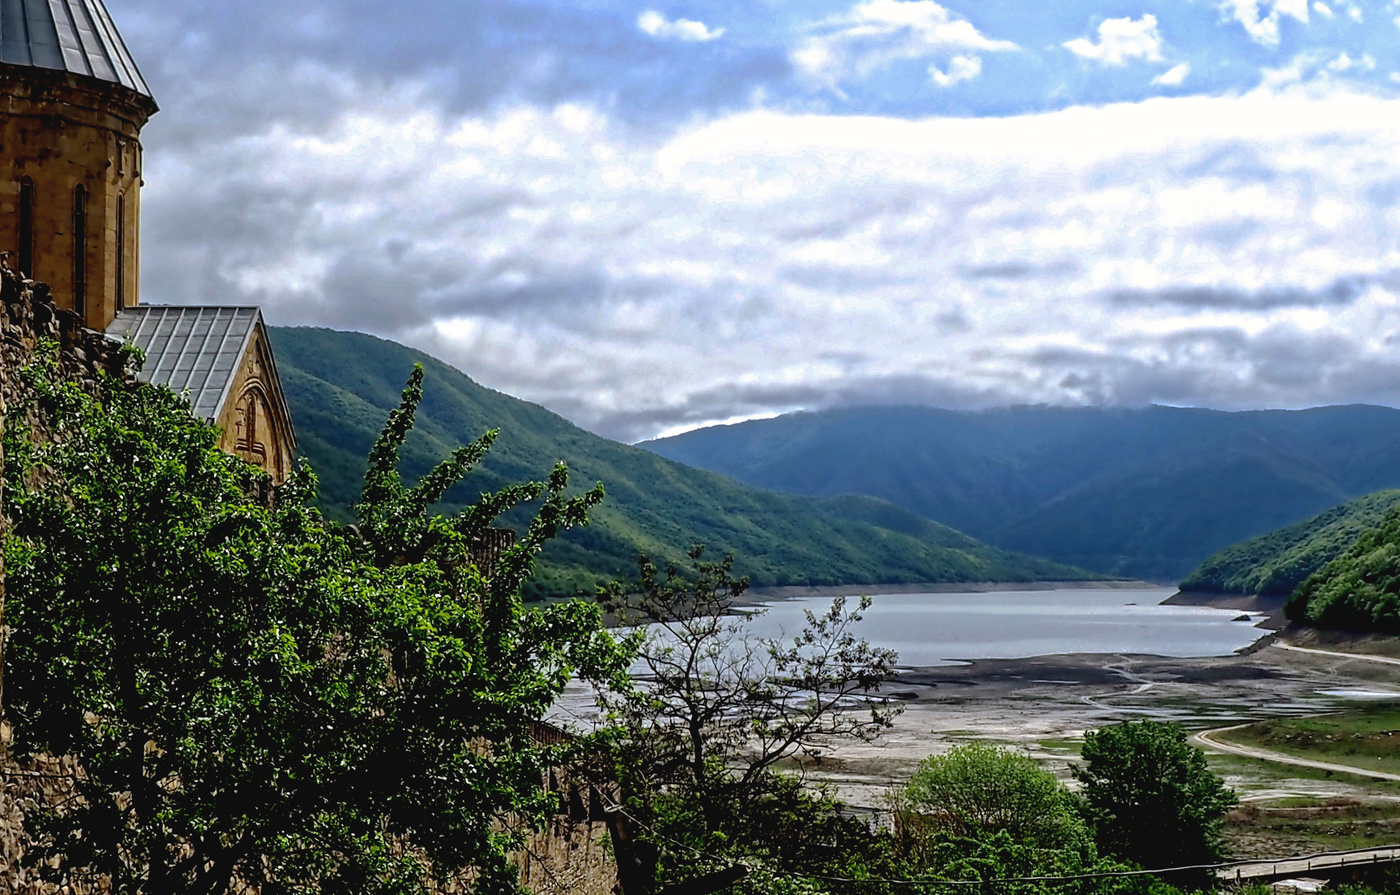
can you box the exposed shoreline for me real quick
[793,627,1400,810]
[744,578,1154,604]
[578,578,1400,811]
[739,586,1400,810]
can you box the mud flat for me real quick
[800,638,1400,811]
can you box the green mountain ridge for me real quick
[1179,490,1400,596]
[268,327,1090,597]
[642,405,1400,581]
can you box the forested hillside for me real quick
[643,405,1400,581]
[1180,491,1400,596]
[268,327,1089,596]
[1287,505,1400,632]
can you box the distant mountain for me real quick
[641,405,1400,581]
[267,328,1089,597]
[1180,491,1400,596]
[1287,504,1400,633]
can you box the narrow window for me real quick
[18,177,33,276]
[72,185,87,316]
[116,193,126,309]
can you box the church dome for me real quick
[1,0,151,99]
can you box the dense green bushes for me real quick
[898,743,1087,850]
[2,354,631,894]
[625,723,1242,895]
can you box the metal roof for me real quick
[106,306,265,422]
[0,0,152,98]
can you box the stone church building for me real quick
[0,0,296,482]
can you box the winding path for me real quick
[1271,642,1400,667]
[1192,725,1400,783]
[1192,640,1400,781]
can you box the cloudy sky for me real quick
[117,0,1400,442]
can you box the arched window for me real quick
[236,388,270,468]
[18,177,33,276]
[72,185,87,316]
[116,193,126,309]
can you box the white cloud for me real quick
[1327,51,1376,72]
[142,82,1400,439]
[1153,62,1191,86]
[929,54,981,87]
[793,0,1016,93]
[1262,49,1379,86]
[637,10,725,42]
[1313,0,1360,19]
[1064,15,1166,66]
[1220,0,1310,45]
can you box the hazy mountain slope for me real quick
[268,327,1089,596]
[1180,491,1400,596]
[642,404,1400,581]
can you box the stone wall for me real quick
[0,264,619,893]
[0,263,132,894]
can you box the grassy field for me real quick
[1205,705,1400,858]
[1218,705,1400,777]
[1224,797,1400,858]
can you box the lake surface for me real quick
[740,587,1270,667]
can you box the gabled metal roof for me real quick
[106,306,264,422]
[0,0,152,98]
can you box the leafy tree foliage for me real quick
[2,355,629,895]
[1073,721,1236,876]
[897,743,1088,852]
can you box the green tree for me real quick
[897,743,1089,852]
[599,548,900,890]
[2,355,630,894]
[1073,721,1236,874]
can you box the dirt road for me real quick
[1272,643,1400,667]
[1193,725,1400,783]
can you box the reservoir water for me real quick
[740,587,1270,668]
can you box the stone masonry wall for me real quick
[0,262,133,894]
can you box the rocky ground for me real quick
[796,632,1400,823]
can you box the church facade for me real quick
[0,0,296,482]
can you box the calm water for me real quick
[740,587,1271,667]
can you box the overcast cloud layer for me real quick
[118,0,1400,441]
